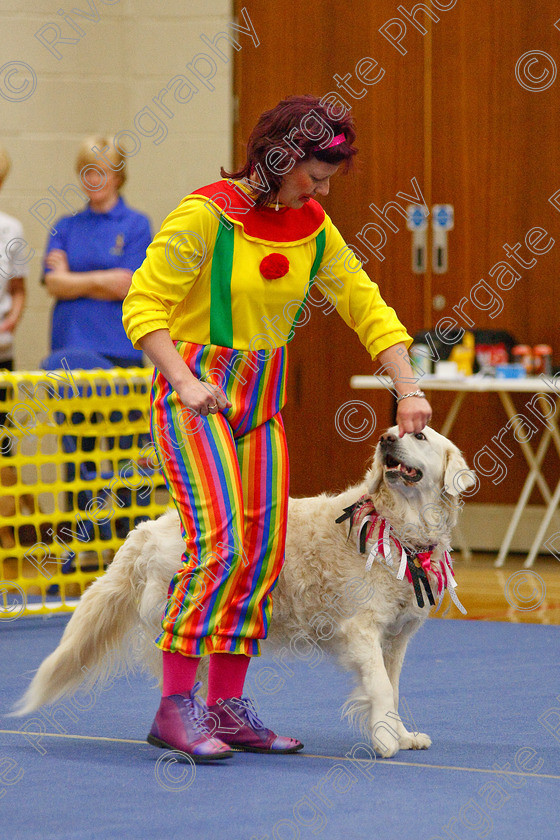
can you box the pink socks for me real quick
[162,650,251,702]
[207,652,251,706]
[162,650,200,697]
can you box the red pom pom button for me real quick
[260,253,290,279]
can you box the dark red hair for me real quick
[221,94,358,207]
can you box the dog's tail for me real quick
[12,527,148,717]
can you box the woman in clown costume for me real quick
[122,95,432,762]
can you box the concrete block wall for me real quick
[0,0,252,369]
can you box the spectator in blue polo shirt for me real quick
[41,137,153,576]
[43,135,152,366]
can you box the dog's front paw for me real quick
[370,728,401,758]
[399,731,432,751]
[374,740,400,758]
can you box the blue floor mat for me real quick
[1,616,559,840]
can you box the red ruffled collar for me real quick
[188,179,326,244]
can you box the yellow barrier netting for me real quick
[0,367,169,618]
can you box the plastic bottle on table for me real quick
[449,330,475,375]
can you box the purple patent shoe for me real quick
[147,681,233,762]
[207,695,304,754]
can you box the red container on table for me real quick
[533,344,552,377]
[511,345,533,375]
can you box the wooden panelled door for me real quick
[233,0,560,504]
[430,4,560,504]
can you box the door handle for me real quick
[406,205,428,273]
[432,204,454,274]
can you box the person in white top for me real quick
[0,143,31,551]
[0,144,27,368]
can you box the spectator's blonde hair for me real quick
[75,136,126,189]
[0,144,12,185]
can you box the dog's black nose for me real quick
[380,432,397,447]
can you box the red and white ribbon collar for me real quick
[336,495,466,614]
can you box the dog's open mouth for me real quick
[384,454,423,484]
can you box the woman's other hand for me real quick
[138,329,232,417]
[176,379,231,417]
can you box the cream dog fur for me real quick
[14,425,475,758]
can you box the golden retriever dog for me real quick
[14,425,475,758]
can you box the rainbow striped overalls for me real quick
[150,219,325,658]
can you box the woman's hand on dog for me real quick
[375,343,433,436]
[396,396,432,437]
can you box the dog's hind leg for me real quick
[383,627,431,751]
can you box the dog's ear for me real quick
[443,446,477,497]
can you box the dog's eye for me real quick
[414,432,426,441]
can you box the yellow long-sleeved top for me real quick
[122,180,412,360]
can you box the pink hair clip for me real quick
[313,132,346,151]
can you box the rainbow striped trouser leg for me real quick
[150,341,289,657]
